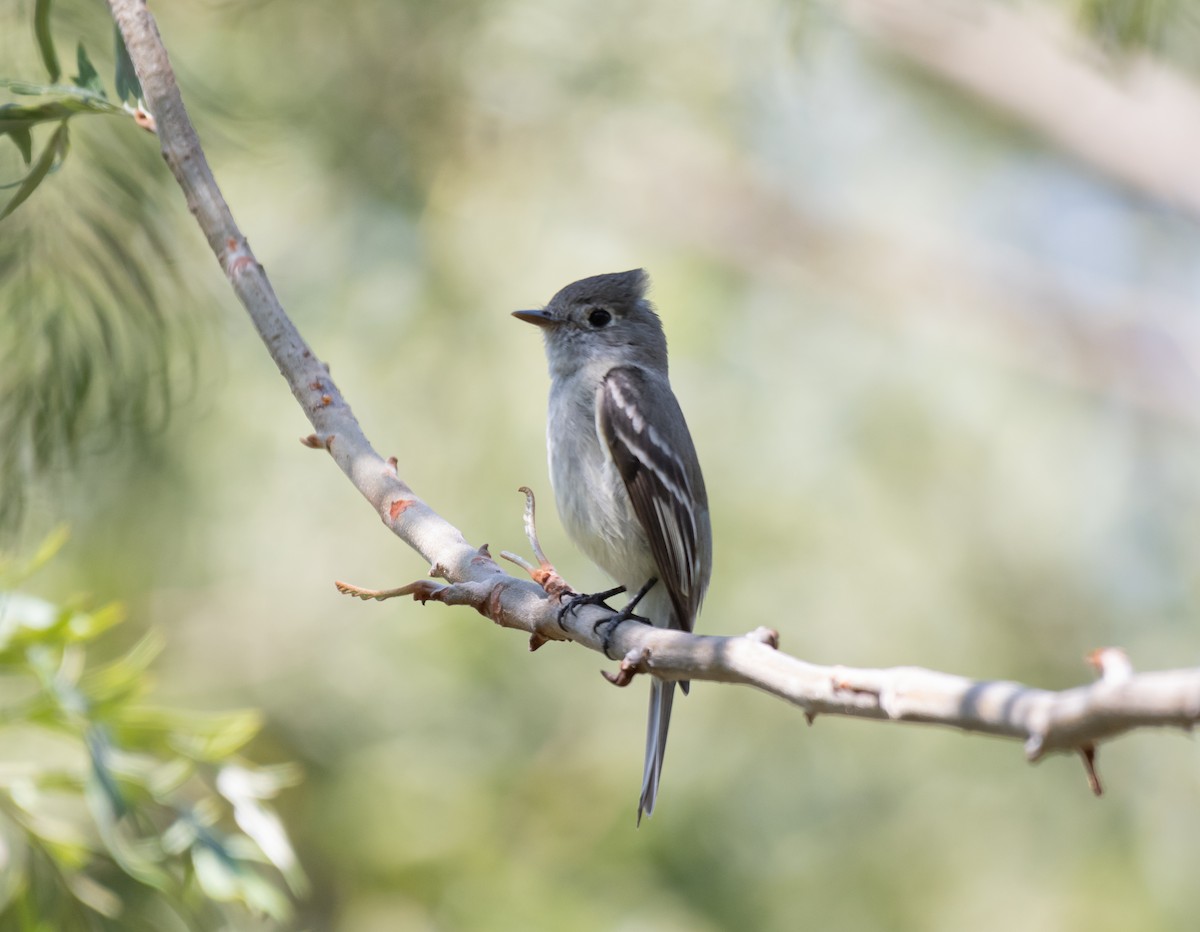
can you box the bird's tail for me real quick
[638,678,675,824]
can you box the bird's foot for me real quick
[560,585,627,625]
[592,577,658,644]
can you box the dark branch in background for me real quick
[846,0,1200,219]
[106,0,1200,794]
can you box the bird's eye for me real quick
[588,308,612,328]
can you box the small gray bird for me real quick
[514,269,712,822]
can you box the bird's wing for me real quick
[598,366,711,631]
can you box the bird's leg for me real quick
[621,577,657,619]
[594,577,657,634]
[594,577,658,657]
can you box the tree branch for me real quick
[338,511,1200,794]
[107,0,1200,792]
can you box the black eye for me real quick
[588,308,612,328]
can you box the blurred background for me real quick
[5,0,1200,928]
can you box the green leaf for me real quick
[0,100,85,138]
[113,24,143,104]
[27,527,70,576]
[0,121,68,221]
[85,776,173,892]
[161,816,198,855]
[79,630,164,706]
[218,765,308,895]
[40,835,93,873]
[65,872,123,919]
[0,81,119,109]
[0,593,67,656]
[145,758,195,799]
[169,708,264,761]
[235,867,294,920]
[65,602,125,643]
[14,816,93,873]
[0,105,199,529]
[192,835,294,918]
[0,525,71,588]
[192,844,239,902]
[72,43,106,98]
[5,126,33,165]
[0,601,122,670]
[110,705,264,761]
[0,550,299,921]
[34,0,61,83]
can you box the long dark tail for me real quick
[638,679,675,824]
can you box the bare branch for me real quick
[335,557,1200,784]
[107,0,1200,789]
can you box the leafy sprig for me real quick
[0,533,304,929]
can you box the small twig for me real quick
[1088,647,1133,684]
[1079,744,1103,796]
[334,581,421,602]
[746,627,780,649]
[602,647,650,687]
[123,101,156,132]
[498,550,538,575]
[500,487,574,600]
[519,485,552,567]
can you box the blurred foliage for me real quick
[1071,0,1200,65]
[0,531,304,930]
[1,1,200,534]
[1,4,144,220]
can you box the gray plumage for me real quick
[514,269,712,822]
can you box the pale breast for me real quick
[547,376,657,590]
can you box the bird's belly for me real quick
[549,427,657,592]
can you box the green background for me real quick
[4,0,1200,928]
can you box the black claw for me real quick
[593,610,649,652]
[591,577,660,655]
[593,611,650,635]
[557,585,627,625]
[597,617,620,657]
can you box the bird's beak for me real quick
[512,309,556,328]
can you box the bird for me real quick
[513,269,712,822]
